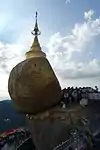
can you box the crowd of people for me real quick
[54,126,96,150]
[61,86,99,107]
[0,128,31,149]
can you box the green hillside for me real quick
[0,100,26,133]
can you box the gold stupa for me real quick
[8,12,61,115]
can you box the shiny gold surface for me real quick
[8,57,61,114]
[8,12,61,114]
[25,36,46,59]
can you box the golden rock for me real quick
[8,12,61,115]
[8,57,61,114]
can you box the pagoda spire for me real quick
[25,12,46,59]
[31,11,41,36]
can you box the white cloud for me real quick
[47,9,100,63]
[0,73,10,100]
[0,42,25,100]
[1,9,100,100]
[0,42,25,70]
[56,59,100,79]
[46,10,100,88]
[84,10,94,21]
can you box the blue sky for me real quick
[0,0,100,100]
[0,0,99,43]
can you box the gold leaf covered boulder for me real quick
[8,13,61,115]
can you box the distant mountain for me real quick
[0,100,26,133]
